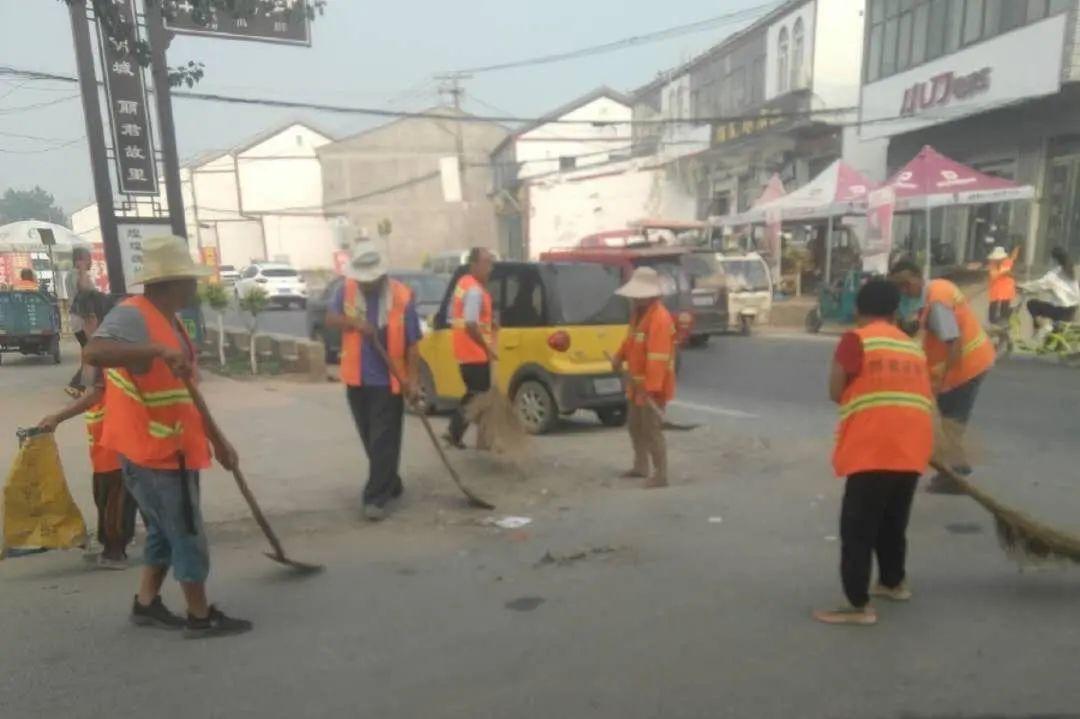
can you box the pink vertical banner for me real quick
[764,208,782,280]
[864,187,895,275]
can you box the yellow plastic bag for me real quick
[1,430,87,558]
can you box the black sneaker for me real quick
[130,595,185,630]
[184,606,253,639]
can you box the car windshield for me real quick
[397,275,448,304]
[719,258,770,292]
[262,268,298,278]
[550,264,629,325]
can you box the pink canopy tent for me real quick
[885,145,1034,211]
[884,146,1034,276]
[720,160,874,225]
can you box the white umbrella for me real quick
[0,220,90,253]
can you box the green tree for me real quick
[200,282,231,368]
[59,1,326,87]
[238,286,269,375]
[0,187,68,226]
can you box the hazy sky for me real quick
[0,0,766,215]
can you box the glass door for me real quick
[1042,156,1080,262]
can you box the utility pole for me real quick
[435,72,472,199]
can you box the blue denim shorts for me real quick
[120,458,210,584]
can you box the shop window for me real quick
[911,2,929,65]
[881,17,898,77]
[926,0,948,60]
[982,0,1003,38]
[777,27,789,94]
[791,19,804,90]
[945,0,965,52]
[866,23,883,82]
[963,0,984,45]
[897,11,913,71]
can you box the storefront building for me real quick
[856,0,1080,268]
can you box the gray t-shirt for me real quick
[925,302,960,343]
[463,286,484,323]
[93,303,188,375]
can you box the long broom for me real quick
[183,378,323,574]
[366,336,495,510]
[930,460,1080,566]
[465,360,529,455]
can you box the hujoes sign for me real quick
[899,67,992,117]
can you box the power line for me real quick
[0,93,81,114]
[0,137,85,154]
[0,65,854,127]
[445,3,779,75]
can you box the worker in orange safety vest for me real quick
[38,290,137,569]
[85,234,251,639]
[324,237,421,522]
[14,268,39,290]
[986,244,1020,325]
[610,266,676,489]
[445,247,498,449]
[890,259,994,495]
[814,279,934,627]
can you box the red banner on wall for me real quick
[90,245,110,292]
[864,187,896,275]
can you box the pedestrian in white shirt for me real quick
[1021,246,1079,344]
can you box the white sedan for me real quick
[235,263,308,309]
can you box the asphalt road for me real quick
[3,334,1078,718]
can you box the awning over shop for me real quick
[885,145,1035,212]
[718,160,874,225]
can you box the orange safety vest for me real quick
[99,296,210,471]
[833,321,935,478]
[988,258,1016,302]
[450,273,493,364]
[339,278,412,393]
[921,279,995,392]
[621,299,677,407]
[84,397,121,474]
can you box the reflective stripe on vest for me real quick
[85,402,121,473]
[451,274,493,363]
[922,279,995,391]
[624,300,677,406]
[99,296,211,471]
[833,321,934,477]
[338,278,411,392]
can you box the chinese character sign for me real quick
[116,222,170,292]
[164,0,311,46]
[98,0,158,195]
[863,187,896,275]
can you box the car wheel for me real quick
[513,379,557,435]
[297,299,307,310]
[596,405,627,427]
[805,308,823,334]
[688,334,709,348]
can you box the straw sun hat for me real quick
[615,266,664,299]
[132,234,212,286]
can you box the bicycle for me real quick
[989,291,1080,365]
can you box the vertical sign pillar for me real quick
[145,1,187,239]
[69,0,124,294]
